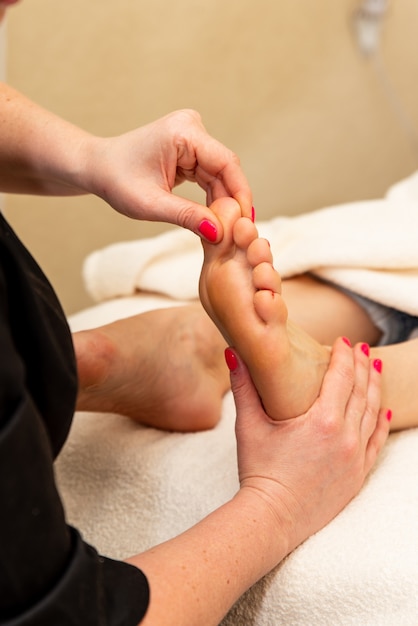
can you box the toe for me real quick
[211,197,242,244]
[253,262,282,293]
[247,238,273,267]
[233,216,259,250]
[202,197,242,261]
[254,289,287,324]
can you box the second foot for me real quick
[74,303,229,432]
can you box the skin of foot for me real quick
[199,197,331,421]
[73,303,230,432]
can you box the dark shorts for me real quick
[339,287,418,346]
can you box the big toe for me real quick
[201,197,242,261]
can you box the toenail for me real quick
[251,206,256,223]
[198,220,218,243]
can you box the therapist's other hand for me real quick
[231,337,390,557]
[84,109,252,243]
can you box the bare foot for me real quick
[73,303,229,432]
[199,197,331,421]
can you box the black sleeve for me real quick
[0,216,149,625]
[0,390,149,625]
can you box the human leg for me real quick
[274,265,418,429]
[73,303,229,432]
[370,338,418,431]
[281,275,382,346]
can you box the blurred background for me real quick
[1,0,418,314]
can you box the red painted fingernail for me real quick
[342,337,351,346]
[224,347,238,371]
[373,358,383,373]
[251,206,256,223]
[361,343,370,356]
[386,409,393,422]
[198,220,218,243]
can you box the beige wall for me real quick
[0,19,5,93]
[4,0,418,314]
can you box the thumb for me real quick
[155,190,225,243]
[226,348,266,429]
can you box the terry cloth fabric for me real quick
[57,293,418,626]
[83,171,418,315]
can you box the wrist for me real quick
[237,480,305,559]
[231,486,297,572]
[66,132,101,195]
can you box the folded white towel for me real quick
[83,172,418,315]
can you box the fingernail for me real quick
[342,336,351,346]
[198,220,218,243]
[361,343,370,356]
[373,358,383,373]
[251,206,256,223]
[386,409,393,422]
[224,347,238,371]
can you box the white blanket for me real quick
[56,294,418,626]
[83,172,418,315]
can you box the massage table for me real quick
[56,173,418,625]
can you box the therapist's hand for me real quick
[231,337,390,557]
[84,109,252,243]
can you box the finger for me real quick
[363,407,391,475]
[193,165,253,221]
[144,187,225,243]
[205,165,253,220]
[227,348,268,430]
[161,109,252,227]
[202,178,229,211]
[192,151,253,219]
[343,342,371,429]
[174,112,252,218]
[359,356,384,438]
[316,337,355,418]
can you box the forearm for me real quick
[0,86,251,232]
[126,489,290,626]
[0,82,94,196]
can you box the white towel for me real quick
[59,294,418,626]
[83,172,418,315]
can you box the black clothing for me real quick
[0,213,149,625]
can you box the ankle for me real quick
[73,328,116,390]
